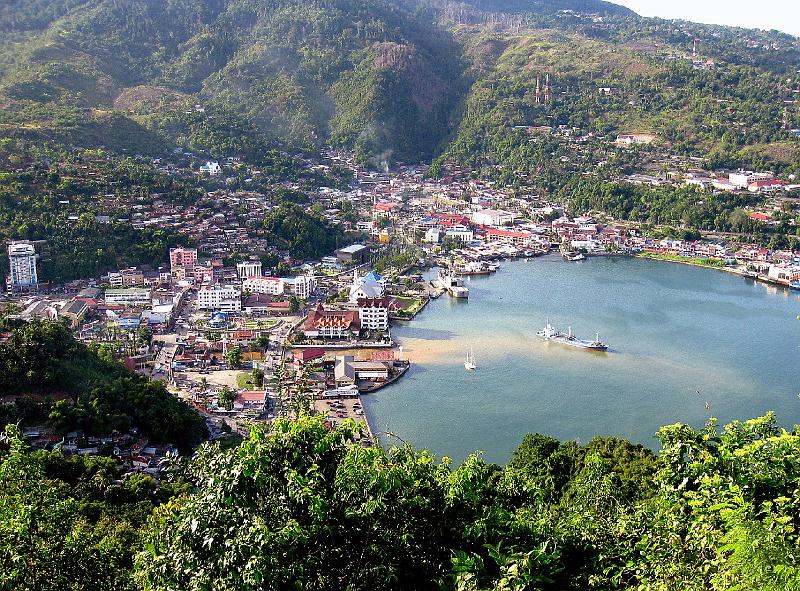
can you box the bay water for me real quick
[362,256,800,463]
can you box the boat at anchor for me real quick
[464,348,476,370]
[536,323,608,351]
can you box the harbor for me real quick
[361,255,800,463]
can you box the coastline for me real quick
[635,252,797,290]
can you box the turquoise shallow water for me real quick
[362,256,800,464]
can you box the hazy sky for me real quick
[618,1,800,38]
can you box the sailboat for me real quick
[464,348,476,370]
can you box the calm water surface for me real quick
[362,256,800,463]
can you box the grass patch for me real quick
[638,252,729,268]
[240,320,278,330]
[391,295,427,318]
[236,372,255,389]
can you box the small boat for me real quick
[537,323,608,351]
[562,251,585,261]
[464,349,476,370]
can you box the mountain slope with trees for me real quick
[0,0,797,170]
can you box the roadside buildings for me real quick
[767,264,800,283]
[170,247,198,270]
[729,171,773,189]
[304,304,360,339]
[472,209,516,226]
[242,274,316,299]
[242,276,285,295]
[284,275,316,299]
[349,270,385,302]
[233,390,267,412]
[105,288,152,306]
[336,244,369,265]
[483,228,535,247]
[334,355,390,386]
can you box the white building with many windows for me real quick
[197,286,241,312]
[8,242,38,291]
[104,288,152,306]
[472,209,516,226]
[445,226,474,243]
[356,297,390,332]
[285,274,316,300]
[242,276,285,295]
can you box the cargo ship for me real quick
[537,323,608,351]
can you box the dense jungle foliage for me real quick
[0,319,207,452]
[2,411,799,590]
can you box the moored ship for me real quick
[537,323,608,351]
[436,268,469,298]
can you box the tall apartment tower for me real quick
[8,242,38,292]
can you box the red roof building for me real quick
[304,304,360,339]
[294,348,326,364]
[485,228,533,246]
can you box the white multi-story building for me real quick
[242,276,285,296]
[236,260,262,279]
[472,209,516,226]
[729,171,773,189]
[8,242,38,291]
[424,228,441,243]
[445,226,474,243]
[104,288,152,306]
[357,297,390,331]
[197,286,241,312]
[285,275,316,300]
[200,161,222,175]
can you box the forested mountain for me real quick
[0,0,798,171]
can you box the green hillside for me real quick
[0,0,466,164]
[0,0,797,169]
[442,27,800,184]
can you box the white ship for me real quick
[464,348,476,370]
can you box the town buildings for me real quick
[104,287,152,306]
[336,244,369,264]
[304,304,360,339]
[242,276,285,295]
[349,270,385,302]
[170,247,198,270]
[284,275,316,299]
[472,209,516,226]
